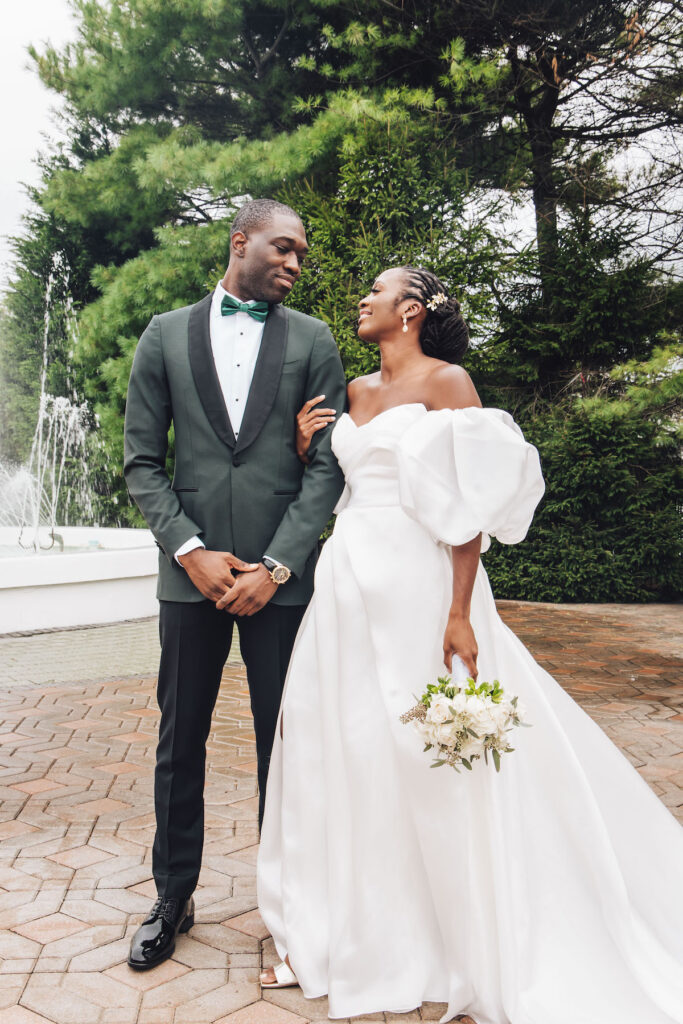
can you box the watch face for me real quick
[272,565,291,584]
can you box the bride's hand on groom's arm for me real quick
[296,395,337,463]
[177,548,259,602]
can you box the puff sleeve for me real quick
[396,407,545,552]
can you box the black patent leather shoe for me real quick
[127,895,195,970]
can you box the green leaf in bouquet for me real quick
[461,758,473,770]
[466,727,479,738]
[431,759,446,767]
[492,748,501,772]
[423,743,433,752]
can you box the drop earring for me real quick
[401,313,408,333]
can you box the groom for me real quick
[123,199,346,969]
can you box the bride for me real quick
[256,266,683,1024]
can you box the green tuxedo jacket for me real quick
[123,293,347,605]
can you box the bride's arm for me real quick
[444,537,481,678]
[427,363,483,678]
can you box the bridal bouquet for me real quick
[400,675,529,773]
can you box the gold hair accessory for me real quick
[426,291,447,311]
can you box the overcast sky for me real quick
[0,1,77,290]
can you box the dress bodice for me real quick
[331,404,423,510]
[331,403,545,551]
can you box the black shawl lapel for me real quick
[234,304,288,454]
[188,292,236,449]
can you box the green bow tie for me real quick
[221,294,269,322]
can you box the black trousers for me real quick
[153,598,305,900]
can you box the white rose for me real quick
[427,697,452,725]
[419,722,440,746]
[450,691,468,714]
[464,695,481,718]
[459,737,481,761]
[468,701,498,737]
[435,723,457,749]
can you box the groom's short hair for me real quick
[231,199,302,238]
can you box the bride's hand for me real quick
[443,612,478,679]
[296,395,337,464]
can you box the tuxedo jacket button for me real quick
[232,456,241,467]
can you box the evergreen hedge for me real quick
[483,396,682,602]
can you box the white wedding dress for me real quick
[257,404,683,1024]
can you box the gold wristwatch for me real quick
[261,556,292,585]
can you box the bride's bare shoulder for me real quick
[425,362,482,411]
[347,374,379,401]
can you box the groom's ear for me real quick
[231,230,248,258]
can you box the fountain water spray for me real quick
[1,254,95,550]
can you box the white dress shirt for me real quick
[175,282,266,563]
[209,282,266,438]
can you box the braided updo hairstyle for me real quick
[399,266,469,364]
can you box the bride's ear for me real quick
[401,300,423,324]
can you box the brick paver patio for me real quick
[0,601,681,1023]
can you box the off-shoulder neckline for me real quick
[343,402,428,429]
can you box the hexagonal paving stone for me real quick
[13,913,89,944]
[0,606,680,1023]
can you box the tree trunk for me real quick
[509,49,560,306]
[528,119,559,306]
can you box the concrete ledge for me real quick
[0,526,158,632]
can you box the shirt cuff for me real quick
[175,536,205,564]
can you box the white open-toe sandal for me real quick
[260,960,299,989]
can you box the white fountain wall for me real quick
[0,527,159,633]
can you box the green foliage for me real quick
[31,0,334,138]
[469,225,675,401]
[43,125,181,255]
[483,351,683,602]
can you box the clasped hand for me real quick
[177,548,277,616]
